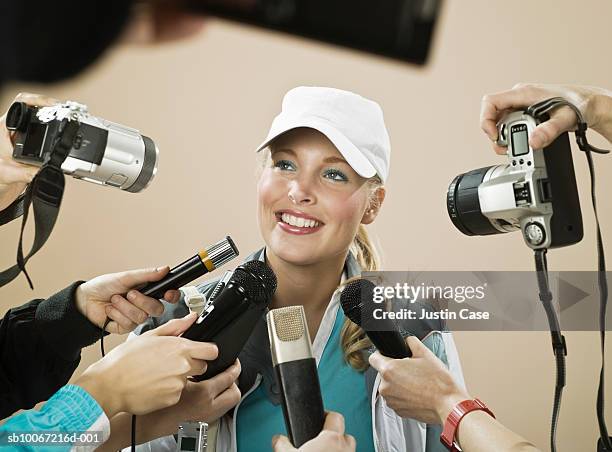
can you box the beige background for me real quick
[1,1,612,449]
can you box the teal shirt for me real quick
[237,306,375,452]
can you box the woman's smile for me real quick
[275,209,324,235]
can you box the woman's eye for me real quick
[274,159,296,171]
[323,168,349,182]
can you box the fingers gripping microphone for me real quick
[141,236,239,299]
[182,260,277,380]
[341,279,412,359]
[267,306,325,447]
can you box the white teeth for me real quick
[280,213,320,228]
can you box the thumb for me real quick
[272,435,296,451]
[322,411,346,434]
[147,312,197,337]
[368,351,393,372]
[529,108,577,149]
[405,336,434,358]
[118,266,171,289]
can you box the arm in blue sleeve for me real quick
[0,385,110,452]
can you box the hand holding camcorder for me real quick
[6,100,158,192]
[0,95,161,288]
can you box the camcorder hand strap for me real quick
[534,248,566,452]
[0,193,26,226]
[528,97,612,451]
[0,119,79,289]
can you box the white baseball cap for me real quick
[256,86,391,183]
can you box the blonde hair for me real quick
[341,177,383,371]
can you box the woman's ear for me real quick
[361,187,386,225]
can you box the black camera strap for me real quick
[528,97,612,451]
[534,248,566,452]
[0,119,79,289]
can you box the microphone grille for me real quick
[232,260,277,305]
[270,306,305,342]
[340,279,376,326]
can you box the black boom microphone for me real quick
[267,305,326,447]
[341,279,412,359]
[141,236,239,299]
[182,260,277,380]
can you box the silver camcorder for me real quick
[6,101,158,192]
[447,110,583,249]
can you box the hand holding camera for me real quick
[448,106,583,249]
[480,83,612,153]
[6,97,158,192]
[0,93,57,211]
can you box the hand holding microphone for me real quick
[75,312,219,418]
[369,336,468,425]
[272,412,356,452]
[90,236,239,334]
[76,266,182,334]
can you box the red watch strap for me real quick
[440,398,495,451]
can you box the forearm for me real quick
[591,91,612,143]
[0,296,82,417]
[455,411,540,452]
[97,406,183,451]
[1,385,110,450]
[36,281,103,361]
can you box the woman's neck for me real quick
[266,249,347,339]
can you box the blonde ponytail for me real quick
[341,179,383,371]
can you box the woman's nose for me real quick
[287,178,316,205]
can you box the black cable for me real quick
[131,414,136,452]
[534,249,566,452]
[582,148,612,451]
[101,317,112,357]
[100,316,138,450]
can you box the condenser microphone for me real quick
[182,260,277,380]
[340,279,412,359]
[141,236,239,299]
[267,306,325,447]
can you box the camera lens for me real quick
[446,166,504,236]
[125,136,158,193]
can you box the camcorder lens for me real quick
[446,166,503,236]
[125,135,158,193]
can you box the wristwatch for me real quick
[441,398,495,451]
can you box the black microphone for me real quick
[267,305,325,447]
[141,236,239,299]
[340,279,412,359]
[182,260,277,380]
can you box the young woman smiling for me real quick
[134,86,465,452]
